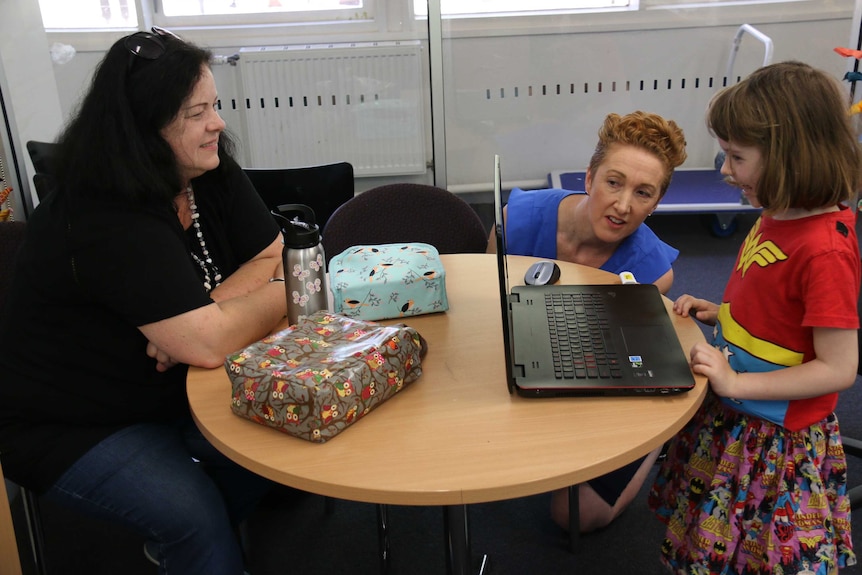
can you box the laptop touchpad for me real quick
[620,326,670,360]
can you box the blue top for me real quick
[505,187,678,284]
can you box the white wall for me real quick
[0,0,64,216]
[9,0,858,201]
[441,18,852,192]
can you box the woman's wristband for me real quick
[269,277,285,283]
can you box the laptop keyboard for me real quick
[545,292,622,380]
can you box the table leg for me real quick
[444,505,471,575]
[568,484,581,553]
[377,503,390,575]
[443,505,488,575]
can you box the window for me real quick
[414,0,628,18]
[38,0,138,29]
[411,0,820,17]
[37,0,841,33]
[162,0,363,17]
[37,0,367,30]
[159,0,370,26]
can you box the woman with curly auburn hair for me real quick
[487,110,688,533]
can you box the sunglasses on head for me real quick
[124,26,182,70]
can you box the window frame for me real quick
[425,0,851,38]
[42,0,852,51]
[152,0,378,28]
[412,0,632,18]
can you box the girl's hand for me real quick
[673,294,719,326]
[688,341,737,397]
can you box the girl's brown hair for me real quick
[707,60,862,211]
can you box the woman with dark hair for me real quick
[0,28,286,574]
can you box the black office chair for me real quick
[244,162,354,232]
[25,141,60,202]
[0,221,49,575]
[322,183,489,265]
[320,183,489,571]
[846,437,861,509]
[322,183,490,549]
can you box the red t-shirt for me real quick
[713,206,860,430]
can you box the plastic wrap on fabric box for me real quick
[226,311,426,443]
[329,243,449,321]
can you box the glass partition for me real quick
[429,0,854,195]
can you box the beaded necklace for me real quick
[186,185,222,292]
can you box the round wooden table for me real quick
[187,253,708,574]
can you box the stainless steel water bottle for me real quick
[271,204,328,325]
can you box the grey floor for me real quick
[9,211,862,574]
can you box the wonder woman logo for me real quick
[737,218,788,277]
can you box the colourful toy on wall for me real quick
[0,187,12,222]
[835,47,862,115]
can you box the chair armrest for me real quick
[844,436,862,456]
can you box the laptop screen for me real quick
[493,155,516,394]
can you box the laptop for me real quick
[493,155,696,397]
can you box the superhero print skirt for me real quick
[648,392,856,575]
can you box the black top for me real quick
[0,159,279,492]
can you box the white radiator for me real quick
[236,41,426,176]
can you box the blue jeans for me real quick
[45,419,273,575]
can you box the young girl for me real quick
[649,60,861,575]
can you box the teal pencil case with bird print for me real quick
[329,243,449,321]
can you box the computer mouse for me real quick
[524,260,561,286]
